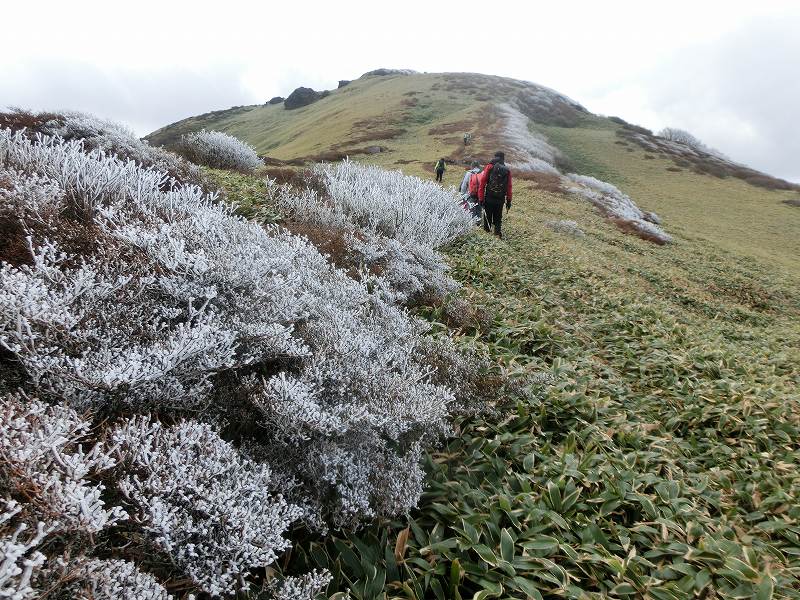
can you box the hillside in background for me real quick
[147,69,800,274]
[3,68,799,598]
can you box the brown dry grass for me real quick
[515,171,565,194]
[609,217,668,245]
[428,120,473,136]
[282,221,358,273]
[0,109,62,134]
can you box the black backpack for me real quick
[486,162,509,197]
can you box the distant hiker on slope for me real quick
[478,151,512,239]
[459,161,483,224]
[434,158,446,182]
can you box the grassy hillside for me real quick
[153,70,800,597]
[146,72,584,170]
[205,167,800,598]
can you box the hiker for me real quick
[478,151,512,239]
[459,161,483,224]
[463,132,471,146]
[434,158,446,182]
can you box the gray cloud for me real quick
[0,61,263,136]
[641,17,800,182]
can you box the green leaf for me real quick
[522,536,559,553]
[511,576,544,600]
[546,481,562,512]
[473,544,499,566]
[500,528,515,563]
[755,576,774,600]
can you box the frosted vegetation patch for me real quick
[3,109,202,185]
[545,219,586,238]
[269,159,473,304]
[0,128,481,597]
[565,173,672,244]
[658,127,728,160]
[496,103,561,175]
[179,129,262,172]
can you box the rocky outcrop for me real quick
[338,80,351,89]
[267,96,284,105]
[284,87,321,110]
[361,68,418,78]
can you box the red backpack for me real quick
[468,171,480,197]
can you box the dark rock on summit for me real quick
[361,68,417,78]
[320,90,331,98]
[338,80,351,88]
[267,96,284,105]
[284,87,321,110]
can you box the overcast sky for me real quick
[2,0,799,181]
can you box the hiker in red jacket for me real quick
[478,151,512,238]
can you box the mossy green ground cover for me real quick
[212,161,799,598]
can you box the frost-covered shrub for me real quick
[313,160,473,248]
[658,127,727,159]
[0,109,202,185]
[114,418,304,596]
[0,126,484,596]
[0,394,127,598]
[545,219,585,238]
[565,174,672,243]
[266,569,332,600]
[180,129,262,172]
[0,394,126,535]
[269,160,471,303]
[71,559,173,600]
[496,103,562,175]
[0,126,481,595]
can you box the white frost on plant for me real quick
[564,173,672,243]
[496,103,561,174]
[0,126,482,594]
[114,418,304,597]
[269,159,470,303]
[180,129,262,172]
[0,499,47,600]
[313,160,473,248]
[0,395,126,534]
[266,569,332,600]
[73,559,173,600]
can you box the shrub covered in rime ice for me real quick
[496,103,562,175]
[658,127,727,159]
[180,129,262,172]
[113,418,304,596]
[1,109,202,185]
[545,219,585,238]
[0,128,480,596]
[0,395,129,598]
[564,173,672,243]
[269,159,472,304]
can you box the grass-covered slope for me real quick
[146,71,586,169]
[276,174,800,598]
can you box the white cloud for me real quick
[2,1,798,180]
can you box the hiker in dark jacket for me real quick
[478,151,513,238]
[434,158,446,182]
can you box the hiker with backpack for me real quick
[478,151,512,239]
[459,161,483,224]
[434,158,446,182]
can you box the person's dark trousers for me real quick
[435,169,444,182]
[470,197,482,223]
[483,195,504,237]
